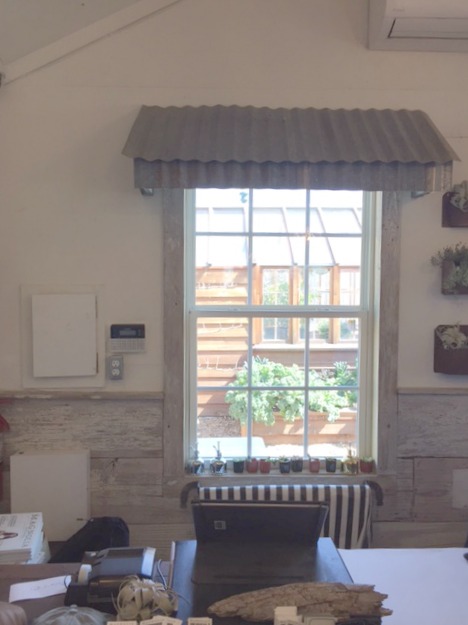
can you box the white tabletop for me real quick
[339,547,468,625]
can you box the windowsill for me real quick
[188,470,376,481]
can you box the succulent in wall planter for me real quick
[442,181,468,227]
[279,457,291,474]
[259,458,271,474]
[308,457,321,473]
[431,243,468,294]
[434,324,468,374]
[232,458,245,474]
[291,456,304,473]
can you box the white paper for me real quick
[339,547,468,625]
[9,575,71,602]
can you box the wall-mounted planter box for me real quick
[434,326,468,374]
[442,192,468,228]
[441,260,468,295]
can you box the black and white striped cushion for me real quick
[198,483,372,549]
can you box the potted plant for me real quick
[434,324,468,374]
[308,456,321,473]
[232,458,245,474]
[279,457,291,474]
[343,449,359,475]
[189,446,204,474]
[291,456,304,472]
[325,457,337,473]
[442,181,468,227]
[259,458,271,474]
[246,457,259,473]
[430,242,468,294]
[210,442,226,474]
[359,456,375,473]
[225,358,358,434]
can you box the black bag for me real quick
[49,516,129,563]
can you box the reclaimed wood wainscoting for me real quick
[0,389,467,560]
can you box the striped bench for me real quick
[197,483,378,549]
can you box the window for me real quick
[185,188,380,461]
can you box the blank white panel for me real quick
[10,451,90,541]
[32,293,97,377]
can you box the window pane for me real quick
[195,235,247,270]
[196,267,247,305]
[189,188,374,465]
[252,235,296,266]
[196,314,359,459]
[253,189,307,208]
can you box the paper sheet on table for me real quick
[9,575,71,602]
[339,547,468,625]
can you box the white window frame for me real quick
[183,189,381,460]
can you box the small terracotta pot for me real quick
[246,458,259,473]
[309,458,320,473]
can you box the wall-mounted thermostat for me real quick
[109,324,146,352]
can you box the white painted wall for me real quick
[1,0,468,392]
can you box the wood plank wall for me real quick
[0,390,467,560]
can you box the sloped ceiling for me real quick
[0,0,142,64]
[0,0,180,82]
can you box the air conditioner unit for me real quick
[368,0,468,52]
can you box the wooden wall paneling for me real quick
[130,522,196,561]
[162,189,185,478]
[91,456,163,488]
[399,393,468,457]
[414,457,468,522]
[377,192,401,474]
[375,460,414,521]
[373,521,467,548]
[1,398,163,456]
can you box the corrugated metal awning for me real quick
[122,105,458,192]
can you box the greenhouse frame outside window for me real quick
[185,188,381,463]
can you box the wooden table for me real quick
[170,538,353,625]
[0,563,79,623]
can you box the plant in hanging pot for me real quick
[434,323,468,374]
[442,181,468,227]
[430,242,468,294]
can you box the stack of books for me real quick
[0,512,48,563]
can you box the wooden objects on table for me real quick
[207,581,391,622]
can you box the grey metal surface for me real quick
[123,104,459,165]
